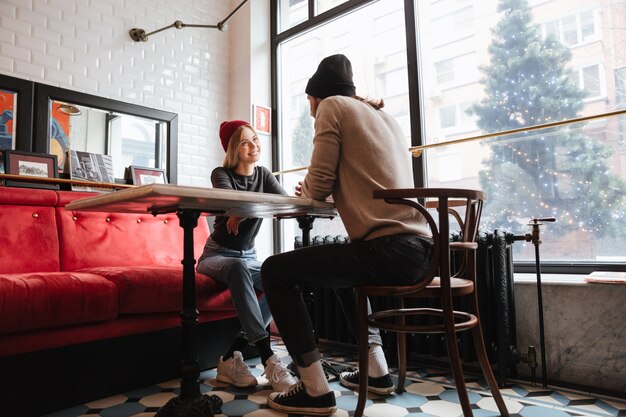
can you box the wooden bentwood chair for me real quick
[354,188,509,417]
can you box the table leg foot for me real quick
[155,394,223,417]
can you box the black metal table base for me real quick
[155,394,223,417]
[155,209,223,417]
[156,212,322,416]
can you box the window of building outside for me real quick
[274,0,626,267]
[276,0,408,252]
[416,0,626,264]
[542,9,599,47]
[579,64,604,100]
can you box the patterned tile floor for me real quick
[44,338,626,417]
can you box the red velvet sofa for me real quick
[0,186,243,416]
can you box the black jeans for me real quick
[261,233,433,367]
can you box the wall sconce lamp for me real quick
[57,104,82,116]
[129,0,249,42]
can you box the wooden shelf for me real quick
[0,173,135,190]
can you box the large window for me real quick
[273,0,626,270]
[275,0,408,250]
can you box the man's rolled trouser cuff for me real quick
[293,349,322,367]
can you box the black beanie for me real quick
[305,54,356,99]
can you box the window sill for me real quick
[514,273,588,286]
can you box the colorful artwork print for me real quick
[0,89,16,150]
[50,101,71,172]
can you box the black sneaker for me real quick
[287,360,300,378]
[339,369,395,395]
[267,381,337,416]
[321,360,341,378]
[287,359,340,380]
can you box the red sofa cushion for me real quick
[0,187,61,274]
[56,207,210,271]
[77,266,234,314]
[0,272,118,335]
[0,205,61,274]
[0,187,58,206]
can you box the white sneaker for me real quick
[216,351,257,388]
[264,354,299,392]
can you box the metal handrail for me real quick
[408,108,626,157]
[272,108,626,175]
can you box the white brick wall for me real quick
[0,0,235,186]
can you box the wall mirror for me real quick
[0,74,34,152]
[34,84,178,183]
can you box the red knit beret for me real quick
[219,120,250,151]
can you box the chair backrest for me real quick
[436,194,484,280]
[369,188,486,295]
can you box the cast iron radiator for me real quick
[294,230,519,384]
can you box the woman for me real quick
[197,120,297,392]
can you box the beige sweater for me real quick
[301,96,431,241]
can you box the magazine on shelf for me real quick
[69,150,115,192]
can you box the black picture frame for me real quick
[4,150,59,190]
[129,165,168,186]
[0,74,34,152]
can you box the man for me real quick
[262,54,433,415]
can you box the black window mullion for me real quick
[274,0,376,44]
[403,0,424,188]
[271,0,283,254]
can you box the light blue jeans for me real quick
[197,238,271,344]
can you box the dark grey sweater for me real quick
[209,166,287,250]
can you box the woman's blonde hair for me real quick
[354,95,385,110]
[222,124,258,169]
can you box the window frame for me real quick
[269,0,626,274]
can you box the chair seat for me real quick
[360,277,474,298]
[421,277,474,297]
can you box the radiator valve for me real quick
[518,345,538,386]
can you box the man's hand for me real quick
[295,180,333,202]
[294,181,303,197]
[226,216,244,235]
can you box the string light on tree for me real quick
[469,0,626,241]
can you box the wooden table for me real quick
[66,184,336,417]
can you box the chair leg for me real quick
[442,307,474,417]
[470,297,509,416]
[396,297,407,394]
[396,331,407,394]
[354,291,370,417]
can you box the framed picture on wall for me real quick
[129,166,168,186]
[4,150,59,190]
[253,104,271,135]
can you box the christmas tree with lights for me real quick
[470,0,626,240]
